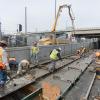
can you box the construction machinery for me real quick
[39,4,75,45]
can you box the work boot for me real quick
[0,81,5,92]
[49,66,55,73]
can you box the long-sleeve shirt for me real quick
[57,52,61,60]
[17,59,30,74]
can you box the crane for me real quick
[52,4,75,34]
[51,4,75,44]
[39,4,75,45]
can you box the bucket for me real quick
[96,67,100,79]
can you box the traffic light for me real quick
[19,24,22,32]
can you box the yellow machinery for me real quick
[39,4,75,45]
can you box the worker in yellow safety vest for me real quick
[0,40,10,87]
[49,48,62,72]
[30,41,39,65]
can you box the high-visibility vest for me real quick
[50,49,58,60]
[32,46,39,54]
[0,47,5,69]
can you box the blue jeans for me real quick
[31,54,38,64]
[48,60,56,72]
[0,70,7,86]
[9,61,18,71]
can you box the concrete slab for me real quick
[64,64,96,100]
[36,54,93,97]
[39,75,71,93]
[0,75,36,98]
[56,69,81,83]
[33,68,48,78]
[0,54,92,99]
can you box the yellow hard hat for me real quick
[95,52,100,57]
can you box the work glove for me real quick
[60,58,63,61]
[17,71,21,75]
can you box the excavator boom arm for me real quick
[51,4,75,33]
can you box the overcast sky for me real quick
[0,0,100,34]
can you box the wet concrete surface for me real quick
[0,53,93,99]
[64,63,97,100]
[0,58,74,99]
[35,55,93,98]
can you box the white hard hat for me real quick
[58,47,61,51]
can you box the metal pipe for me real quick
[55,0,56,20]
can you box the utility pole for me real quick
[25,6,27,34]
[55,0,56,20]
[25,6,27,46]
[54,0,57,44]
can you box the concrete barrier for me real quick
[6,42,93,63]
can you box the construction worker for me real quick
[0,40,10,87]
[95,52,100,64]
[30,41,39,65]
[77,46,86,57]
[76,49,81,57]
[80,46,86,56]
[49,47,62,72]
[95,52,100,79]
[17,59,30,75]
[9,57,18,71]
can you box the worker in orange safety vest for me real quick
[0,40,10,87]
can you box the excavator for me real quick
[39,4,75,45]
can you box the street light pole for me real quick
[25,6,27,34]
[54,0,57,44]
[55,0,56,20]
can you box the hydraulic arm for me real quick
[52,4,75,34]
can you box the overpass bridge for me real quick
[8,27,100,38]
[67,27,100,38]
[28,27,100,38]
